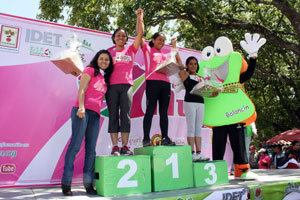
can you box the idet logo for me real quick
[1,164,16,174]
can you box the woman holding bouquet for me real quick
[61,50,113,196]
[141,32,183,147]
[179,56,209,161]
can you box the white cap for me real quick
[258,148,266,153]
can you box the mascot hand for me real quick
[240,33,266,58]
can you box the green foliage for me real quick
[38,0,300,141]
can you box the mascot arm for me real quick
[240,58,257,83]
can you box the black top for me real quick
[183,75,204,103]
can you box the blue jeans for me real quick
[62,107,100,186]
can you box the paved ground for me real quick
[1,169,300,200]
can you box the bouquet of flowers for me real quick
[155,48,180,76]
[190,68,223,98]
[51,34,83,77]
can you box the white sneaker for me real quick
[197,152,210,161]
[192,152,200,161]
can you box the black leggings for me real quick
[106,84,132,133]
[143,80,170,141]
[212,123,248,164]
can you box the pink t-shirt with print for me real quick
[142,42,170,83]
[108,44,138,85]
[74,67,107,115]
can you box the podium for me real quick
[94,146,229,196]
[94,155,151,196]
[134,145,194,192]
[193,160,229,187]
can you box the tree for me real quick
[38,0,300,141]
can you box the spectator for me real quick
[258,148,270,169]
[249,145,259,169]
[272,145,285,169]
[292,141,300,162]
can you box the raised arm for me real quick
[133,8,144,50]
[171,38,184,68]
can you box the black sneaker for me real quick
[120,146,133,155]
[143,140,152,147]
[161,137,176,146]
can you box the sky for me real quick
[0,0,41,19]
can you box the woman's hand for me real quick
[77,107,85,118]
[171,37,177,48]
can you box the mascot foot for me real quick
[234,164,257,180]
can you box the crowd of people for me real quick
[249,141,300,170]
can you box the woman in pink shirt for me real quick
[141,32,182,147]
[106,8,144,155]
[258,148,270,169]
[61,50,113,196]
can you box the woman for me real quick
[106,8,144,155]
[258,148,270,169]
[61,50,113,196]
[141,32,183,146]
[179,56,209,161]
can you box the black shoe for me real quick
[120,146,133,155]
[61,184,72,196]
[161,137,176,146]
[84,184,97,195]
[143,140,152,147]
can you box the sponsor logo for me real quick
[225,105,249,118]
[25,29,63,47]
[30,45,52,57]
[65,36,94,52]
[0,25,20,52]
[222,188,247,200]
[151,134,162,146]
[0,164,16,174]
[254,187,263,200]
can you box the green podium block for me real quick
[134,146,193,192]
[94,155,151,196]
[193,160,228,187]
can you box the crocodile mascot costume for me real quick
[197,33,266,179]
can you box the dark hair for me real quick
[88,49,113,84]
[149,32,165,47]
[275,145,282,151]
[112,28,128,45]
[185,56,199,73]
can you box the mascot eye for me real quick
[202,46,215,61]
[214,36,233,57]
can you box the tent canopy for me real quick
[266,129,300,144]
